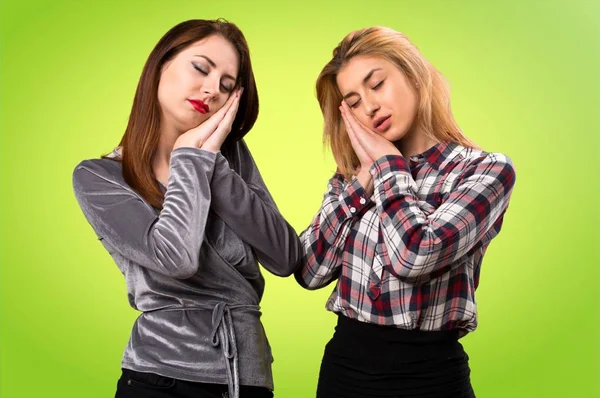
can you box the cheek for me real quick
[404,87,419,114]
[156,82,171,111]
[351,109,371,127]
[158,73,181,106]
[167,67,198,98]
[406,97,419,122]
[395,92,418,120]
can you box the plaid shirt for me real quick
[296,141,516,333]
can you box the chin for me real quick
[382,128,408,142]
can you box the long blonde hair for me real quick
[316,26,478,180]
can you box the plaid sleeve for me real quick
[295,173,371,290]
[371,153,516,280]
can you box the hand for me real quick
[202,87,243,153]
[340,101,402,164]
[173,88,242,150]
[340,103,375,174]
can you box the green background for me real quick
[1,0,598,397]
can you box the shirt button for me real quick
[350,207,356,214]
[359,198,366,205]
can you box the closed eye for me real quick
[350,98,361,108]
[193,63,235,93]
[220,84,234,93]
[373,80,384,90]
[192,63,208,75]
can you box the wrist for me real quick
[200,145,220,153]
[356,169,371,189]
[173,136,199,150]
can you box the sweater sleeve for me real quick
[72,148,217,279]
[207,140,302,277]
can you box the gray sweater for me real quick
[72,140,301,397]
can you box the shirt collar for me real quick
[408,141,457,170]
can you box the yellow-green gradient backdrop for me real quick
[1,0,598,397]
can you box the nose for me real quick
[362,94,380,117]
[202,76,220,101]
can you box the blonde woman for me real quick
[296,27,516,397]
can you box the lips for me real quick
[373,115,391,132]
[188,99,209,114]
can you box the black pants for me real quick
[317,315,476,398]
[115,368,274,398]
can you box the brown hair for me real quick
[316,26,478,180]
[112,19,258,208]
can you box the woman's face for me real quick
[157,34,239,133]
[336,55,419,143]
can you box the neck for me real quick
[395,124,438,158]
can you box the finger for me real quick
[215,89,239,117]
[215,89,242,134]
[190,90,239,137]
[341,108,367,157]
[339,103,356,136]
[342,101,376,139]
[341,102,383,141]
[340,101,367,136]
[342,108,375,158]
[210,90,241,142]
[340,106,359,148]
[203,89,242,147]
[340,104,371,155]
[340,106,372,166]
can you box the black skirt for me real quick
[316,315,475,398]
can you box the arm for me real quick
[294,173,371,290]
[372,152,516,280]
[72,148,217,279]
[207,140,302,277]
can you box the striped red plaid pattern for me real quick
[297,141,516,332]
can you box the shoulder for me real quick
[453,145,514,171]
[452,146,516,187]
[73,156,123,181]
[72,156,128,193]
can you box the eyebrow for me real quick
[194,55,237,82]
[342,68,383,100]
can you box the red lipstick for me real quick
[188,99,209,114]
